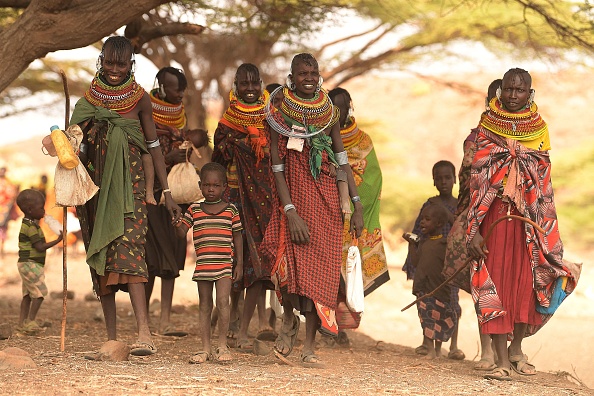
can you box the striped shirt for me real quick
[18,218,46,265]
[181,202,242,282]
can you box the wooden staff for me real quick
[401,214,545,312]
[59,70,70,352]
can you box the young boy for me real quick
[16,189,63,334]
[411,204,458,359]
[174,162,243,363]
[403,160,464,359]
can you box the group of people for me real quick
[402,69,579,381]
[11,34,579,379]
[19,36,389,366]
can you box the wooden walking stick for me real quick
[401,214,545,312]
[59,69,70,352]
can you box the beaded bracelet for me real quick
[283,203,296,213]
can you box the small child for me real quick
[15,189,63,334]
[174,162,243,363]
[402,160,464,359]
[411,204,458,359]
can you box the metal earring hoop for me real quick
[528,89,535,105]
[496,87,502,101]
[286,75,295,91]
[316,76,323,92]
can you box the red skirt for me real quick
[480,198,542,335]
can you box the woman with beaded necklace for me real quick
[261,53,364,368]
[212,63,275,351]
[70,36,180,357]
[466,68,578,381]
[144,66,209,337]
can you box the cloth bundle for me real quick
[160,141,203,204]
[48,125,99,206]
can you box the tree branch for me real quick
[0,0,30,7]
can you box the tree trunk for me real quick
[0,0,169,92]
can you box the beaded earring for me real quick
[285,75,295,91]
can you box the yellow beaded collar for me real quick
[150,89,187,129]
[480,98,548,142]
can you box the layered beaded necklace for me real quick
[84,73,145,114]
[266,86,338,138]
[222,89,269,128]
[150,89,186,129]
[480,98,548,141]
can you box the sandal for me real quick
[214,346,233,363]
[300,352,326,369]
[474,358,497,371]
[274,314,300,357]
[189,351,211,364]
[483,366,512,381]
[235,339,253,352]
[256,327,277,342]
[448,349,466,361]
[414,345,428,356]
[130,341,157,356]
[161,325,188,337]
[509,352,536,376]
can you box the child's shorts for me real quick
[17,260,48,299]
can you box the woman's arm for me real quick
[269,127,310,244]
[138,93,181,221]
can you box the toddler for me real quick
[411,204,458,358]
[16,189,63,334]
[174,162,243,363]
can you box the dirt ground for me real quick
[0,229,592,396]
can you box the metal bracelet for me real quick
[272,164,285,173]
[335,150,348,166]
[79,143,88,154]
[283,203,296,214]
[351,195,361,203]
[146,139,161,149]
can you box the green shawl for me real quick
[70,98,148,275]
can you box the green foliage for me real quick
[551,140,594,248]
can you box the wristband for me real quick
[146,138,161,149]
[283,203,296,213]
[335,150,348,165]
[271,164,285,173]
[351,195,361,203]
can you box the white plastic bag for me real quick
[345,240,364,313]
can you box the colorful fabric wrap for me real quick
[466,126,580,337]
[70,98,148,275]
[339,118,389,296]
[84,73,144,114]
[220,90,269,166]
[150,89,187,129]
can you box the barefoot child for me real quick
[411,204,458,359]
[174,162,243,363]
[403,160,464,360]
[16,189,63,333]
